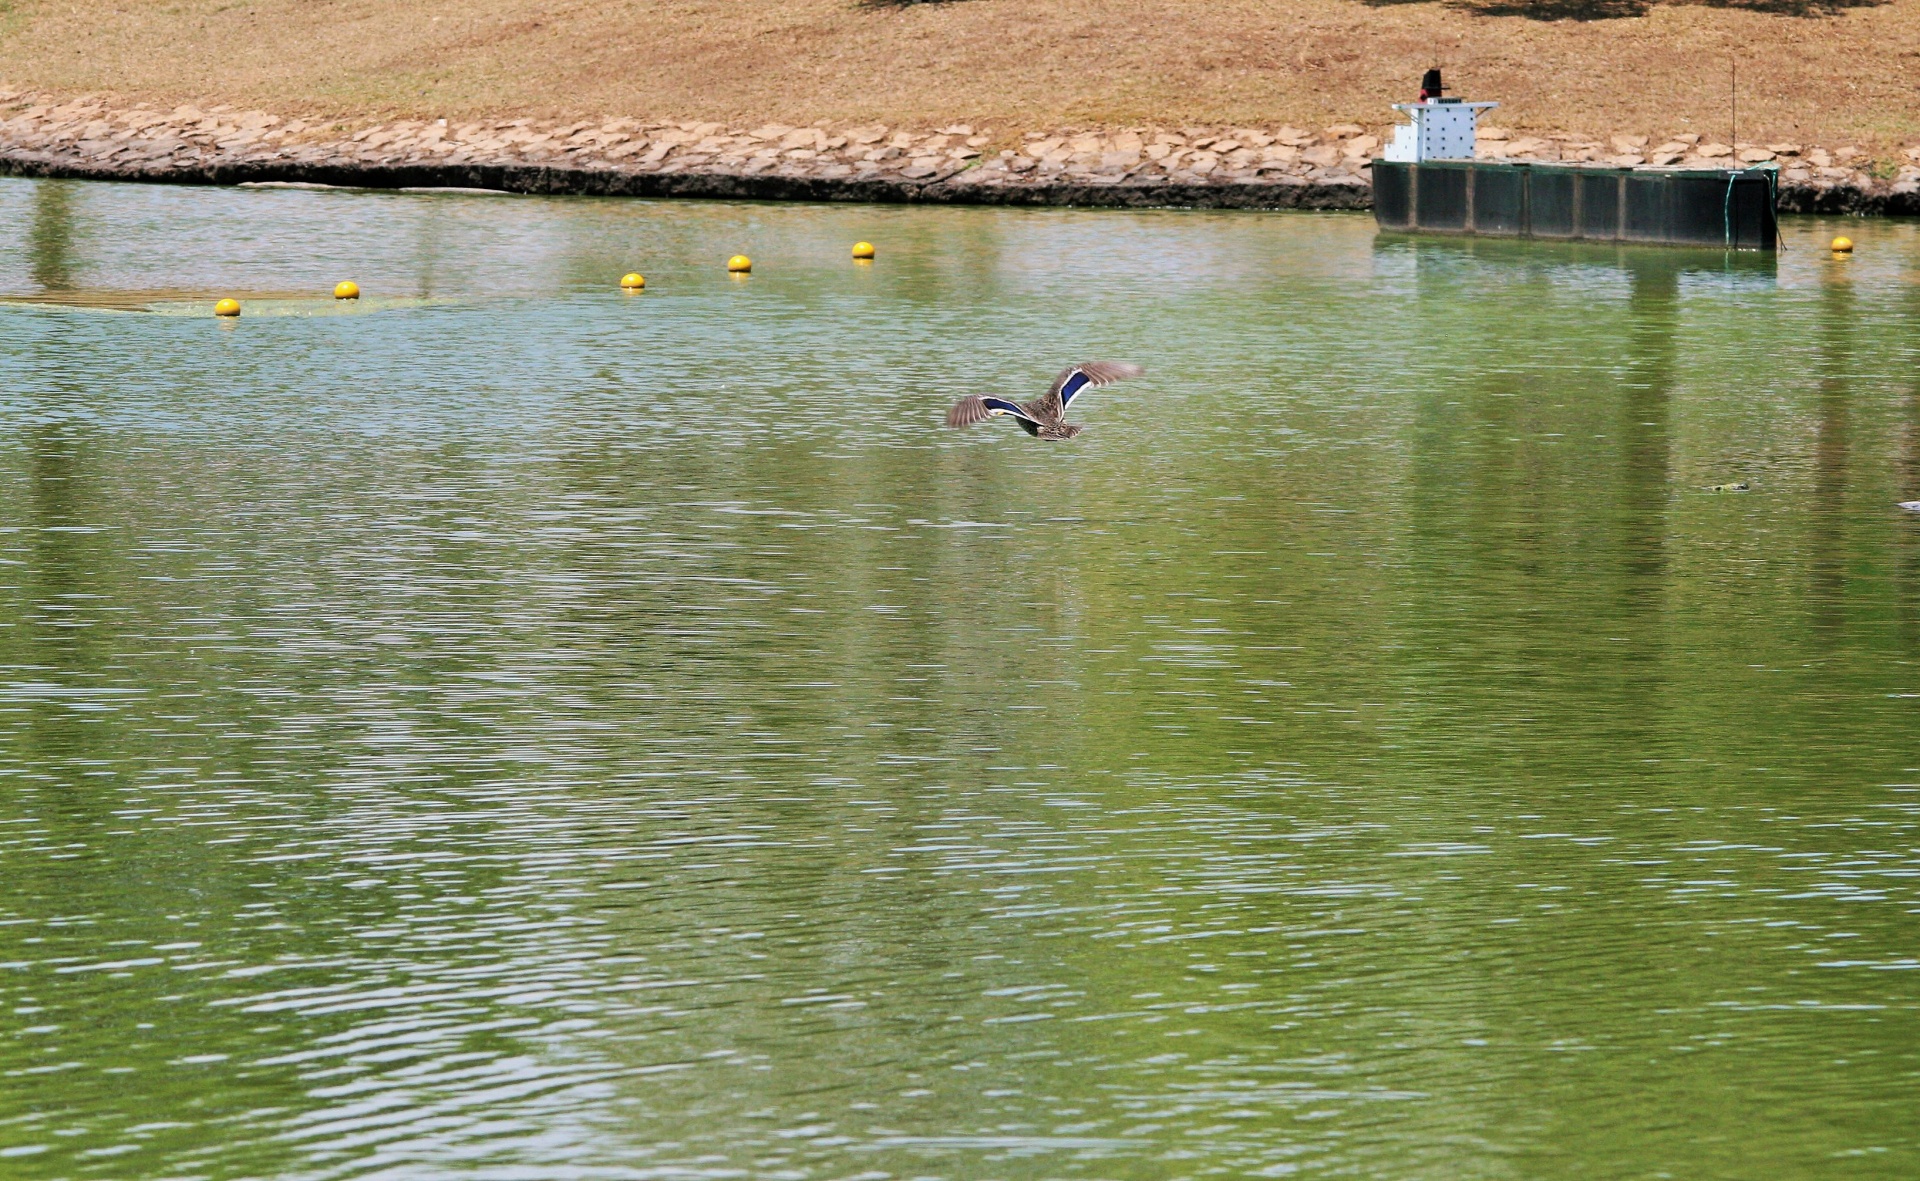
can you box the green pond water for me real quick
[2,176,1919,1180]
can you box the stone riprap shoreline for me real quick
[4,92,1919,215]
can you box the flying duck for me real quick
[946,362,1144,440]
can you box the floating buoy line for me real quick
[206,245,884,315]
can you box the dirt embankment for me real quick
[3,1,1917,212]
[0,0,1915,150]
[3,90,1914,214]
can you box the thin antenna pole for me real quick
[1731,58,1738,157]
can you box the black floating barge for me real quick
[1373,160,1778,251]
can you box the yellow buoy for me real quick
[334,280,360,300]
[1831,235,1854,253]
[214,298,241,317]
[727,254,752,273]
[620,272,646,290]
[852,241,875,260]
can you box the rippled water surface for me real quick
[2,176,1919,1179]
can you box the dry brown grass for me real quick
[1,0,1914,148]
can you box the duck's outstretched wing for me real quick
[1045,361,1145,415]
[948,395,1039,428]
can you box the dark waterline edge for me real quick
[3,149,1913,216]
[0,150,1372,212]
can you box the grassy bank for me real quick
[0,0,1913,150]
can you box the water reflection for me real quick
[1619,252,1677,594]
[1810,267,1857,639]
[1902,287,1920,647]
[29,179,76,290]
[1,181,1918,1180]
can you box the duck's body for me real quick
[946,362,1143,440]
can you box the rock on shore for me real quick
[3,91,1917,215]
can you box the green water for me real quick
[2,176,1918,1180]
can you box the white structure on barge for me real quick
[1383,68,1498,163]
